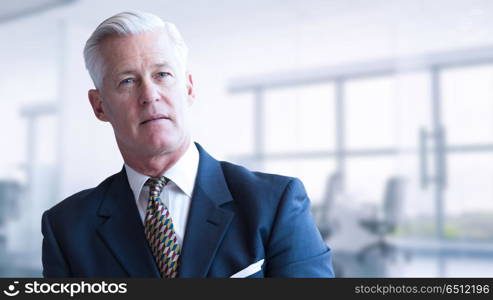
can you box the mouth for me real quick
[140,114,170,125]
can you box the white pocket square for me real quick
[230,259,265,278]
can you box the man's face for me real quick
[88,29,194,159]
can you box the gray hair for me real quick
[83,11,189,88]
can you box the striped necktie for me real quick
[144,176,181,278]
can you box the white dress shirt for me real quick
[124,142,199,246]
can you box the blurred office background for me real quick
[1,0,493,277]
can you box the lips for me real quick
[140,114,170,125]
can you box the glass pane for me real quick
[345,155,438,238]
[345,156,399,206]
[441,65,493,145]
[263,83,335,153]
[222,92,254,155]
[346,76,397,149]
[262,158,336,206]
[0,18,58,181]
[444,152,493,241]
[394,71,432,150]
[35,115,58,166]
[392,71,436,238]
[394,152,436,239]
[0,16,60,277]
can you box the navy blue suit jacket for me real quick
[42,143,334,277]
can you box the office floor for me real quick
[388,254,493,277]
[333,250,493,277]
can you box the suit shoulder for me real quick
[219,160,300,196]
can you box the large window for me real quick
[229,53,493,244]
[346,76,397,150]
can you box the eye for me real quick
[156,72,171,78]
[120,78,135,85]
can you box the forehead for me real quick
[99,29,178,72]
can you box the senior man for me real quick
[41,11,334,278]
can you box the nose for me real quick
[139,79,160,105]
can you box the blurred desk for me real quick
[326,199,377,253]
[325,196,394,277]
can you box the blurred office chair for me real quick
[314,172,342,240]
[357,176,405,262]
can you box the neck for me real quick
[122,138,191,177]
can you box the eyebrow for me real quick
[115,70,135,77]
[114,63,173,77]
[153,62,172,69]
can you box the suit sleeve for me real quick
[265,178,335,278]
[41,210,72,277]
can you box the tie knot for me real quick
[145,176,169,194]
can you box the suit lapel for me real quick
[96,168,160,277]
[178,143,235,278]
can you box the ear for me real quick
[185,72,196,105]
[88,89,109,122]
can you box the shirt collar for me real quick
[125,141,199,202]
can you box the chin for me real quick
[149,136,186,155]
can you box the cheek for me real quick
[103,101,137,130]
[173,102,189,127]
